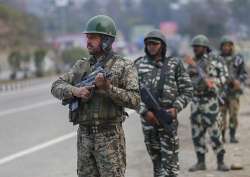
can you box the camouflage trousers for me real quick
[77,124,126,177]
[220,97,240,131]
[190,97,225,155]
[141,119,179,177]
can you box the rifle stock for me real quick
[140,85,176,136]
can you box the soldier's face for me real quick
[193,45,206,57]
[86,34,102,55]
[221,43,233,55]
[146,41,162,57]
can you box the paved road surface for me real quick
[0,79,249,177]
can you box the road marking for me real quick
[0,132,76,166]
[0,108,136,165]
[0,99,57,117]
[0,100,135,118]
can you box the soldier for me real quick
[135,30,193,177]
[186,35,230,172]
[219,36,248,143]
[51,15,140,177]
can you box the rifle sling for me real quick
[155,57,169,102]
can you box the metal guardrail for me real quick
[0,76,57,93]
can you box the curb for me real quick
[0,76,57,93]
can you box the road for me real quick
[0,78,249,177]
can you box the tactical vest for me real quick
[223,54,243,95]
[135,56,179,109]
[69,54,126,126]
[225,55,240,80]
[189,54,217,97]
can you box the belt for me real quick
[79,124,120,134]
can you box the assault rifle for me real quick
[140,85,176,137]
[187,58,224,104]
[62,66,112,111]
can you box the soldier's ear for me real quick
[101,36,114,51]
[205,47,211,53]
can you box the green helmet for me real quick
[220,36,234,46]
[144,29,166,46]
[191,34,210,48]
[144,30,167,57]
[83,15,117,37]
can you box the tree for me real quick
[61,47,89,67]
[34,49,47,77]
[8,51,21,80]
[0,4,43,49]
[180,0,230,40]
[20,52,31,79]
[229,0,250,37]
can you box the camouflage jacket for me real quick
[187,52,227,97]
[135,55,193,116]
[51,51,140,125]
[220,53,248,96]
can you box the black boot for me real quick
[230,128,239,143]
[217,152,230,171]
[222,129,226,143]
[189,153,206,172]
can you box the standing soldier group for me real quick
[135,30,193,177]
[51,15,247,177]
[219,36,247,143]
[186,35,229,172]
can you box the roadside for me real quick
[0,75,57,93]
[126,88,250,177]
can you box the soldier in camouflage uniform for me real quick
[219,36,248,143]
[186,35,230,172]
[51,15,140,177]
[135,30,193,177]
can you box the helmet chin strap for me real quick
[101,36,115,52]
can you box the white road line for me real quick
[0,132,76,166]
[0,103,136,166]
[0,99,57,117]
[0,100,135,118]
